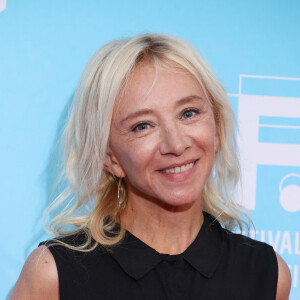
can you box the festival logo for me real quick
[236,75,300,212]
[279,173,300,212]
[236,75,300,293]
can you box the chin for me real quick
[158,194,199,211]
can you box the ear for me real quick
[104,146,126,178]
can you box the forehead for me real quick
[115,63,205,115]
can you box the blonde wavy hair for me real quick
[45,33,250,251]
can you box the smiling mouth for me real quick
[160,161,196,174]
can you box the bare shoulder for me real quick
[9,246,59,300]
[275,252,291,300]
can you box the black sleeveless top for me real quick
[40,213,278,300]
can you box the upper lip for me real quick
[158,159,197,171]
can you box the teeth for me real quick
[162,162,194,174]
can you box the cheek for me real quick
[116,137,158,176]
[191,120,217,147]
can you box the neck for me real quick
[120,195,204,255]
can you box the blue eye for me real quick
[132,123,150,132]
[182,110,197,119]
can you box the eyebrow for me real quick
[120,95,205,125]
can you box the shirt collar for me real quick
[109,212,225,280]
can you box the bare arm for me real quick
[9,246,59,300]
[275,252,291,300]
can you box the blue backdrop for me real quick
[0,1,299,299]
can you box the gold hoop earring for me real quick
[117,177,122,217]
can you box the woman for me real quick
[10,34,291,299]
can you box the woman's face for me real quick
[106,63,219,208]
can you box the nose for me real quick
[159,124,190,156]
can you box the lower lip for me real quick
[158,160,198,182]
